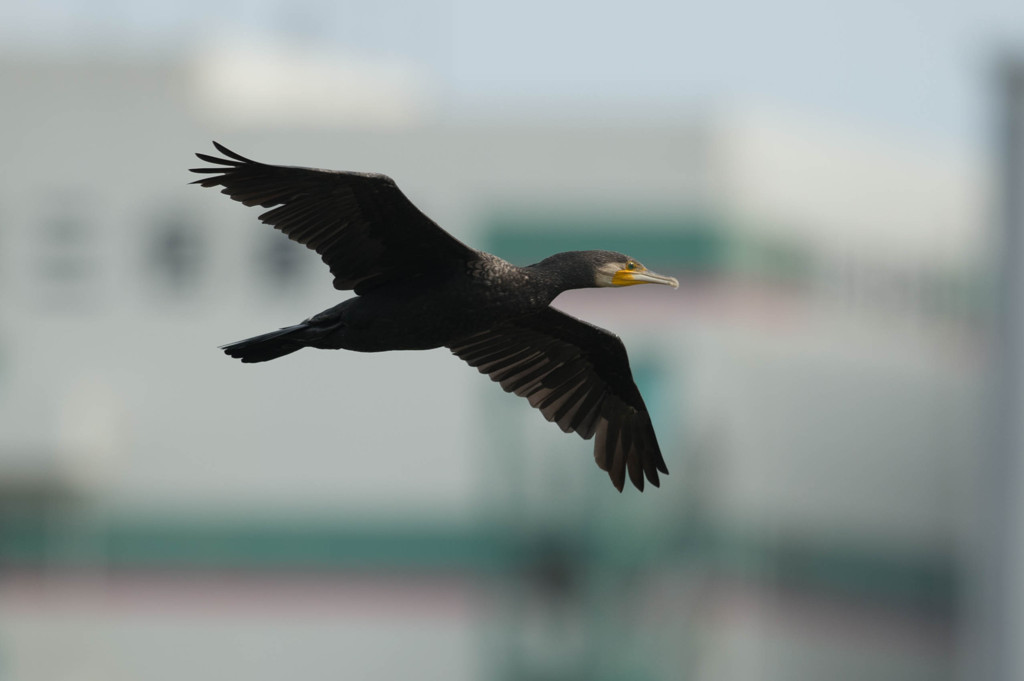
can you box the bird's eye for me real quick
[626,262,637,270]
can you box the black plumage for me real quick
[191,142,679,492]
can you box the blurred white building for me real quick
[0,49,984,681]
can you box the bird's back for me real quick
[342,255,551,351]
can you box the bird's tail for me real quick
[221,323,311,363]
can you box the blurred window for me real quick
[150,214,203,293]
[38,212,94,284]
[260,231,307,289]
[35,199,100,311]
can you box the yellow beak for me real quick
[611,267,679,289]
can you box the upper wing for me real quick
[190,142,478,293]
[449,307,669,492]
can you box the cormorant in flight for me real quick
[191,143,678,491]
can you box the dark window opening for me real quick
[150,215,203,293]
[260,231,307,289]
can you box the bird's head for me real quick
[530,250,679,292]
[591,251,679,289]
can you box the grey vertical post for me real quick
[975,55,1024,681]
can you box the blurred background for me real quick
[0,1,1021,679]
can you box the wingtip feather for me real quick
[213,141,255,164]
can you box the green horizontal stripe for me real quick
[0,516,956,613]
[484,211,812,282]
[485,212,729,273]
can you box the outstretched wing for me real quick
[190,142,478,293]
[449,307,668,492]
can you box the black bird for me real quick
[191,143,679,492]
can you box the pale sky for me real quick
[3,0,1024,147]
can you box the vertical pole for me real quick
[973,55,1024,681]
